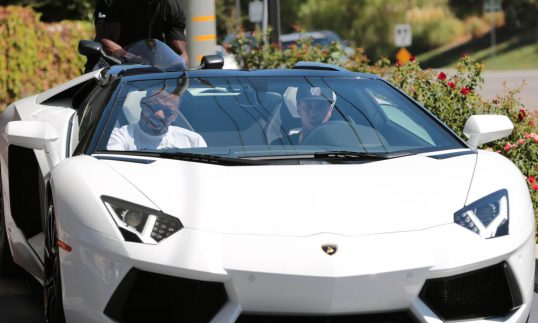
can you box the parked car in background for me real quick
[280,30,354,56]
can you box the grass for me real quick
[417,27,538,70]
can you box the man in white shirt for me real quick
[107,87,206,150]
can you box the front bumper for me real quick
[58,221,535,323]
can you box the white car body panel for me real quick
[98,153,476,236]
[46,150,534,323]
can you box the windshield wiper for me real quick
[103,150,267,166]
[313,150,413,160]
[156,151,269,165]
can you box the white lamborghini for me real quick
[0,39,534,323]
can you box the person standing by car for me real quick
[84,0,116,72]
[97,0,189,66]
[107,82,206,150]
[289,85,337,144]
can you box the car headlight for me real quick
[454,189,508,239]
[102,196,183,244]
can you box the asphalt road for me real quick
[0,272,43,323]
[479,69,538,111]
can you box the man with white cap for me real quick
[290,85,337,144]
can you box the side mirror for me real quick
[78,40,104,58]
[200,55,224,69]
[463,115,514,149]
[5,121,60,167]
[78,40,122,66]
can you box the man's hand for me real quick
[169,39,189,66]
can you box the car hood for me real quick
[103,152,476,236]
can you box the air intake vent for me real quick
[104,269,227,322]
[237,311,418,323]
[419,262,522,321]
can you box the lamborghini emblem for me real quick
[321,244,338,256]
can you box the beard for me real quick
[139,111,169,136]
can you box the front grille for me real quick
[237,311,419,323]
[104,268,227,322]
[419,262,522,321]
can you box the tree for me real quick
[447,0,483,19]
[297,0,408,59]
[4,0,93,21]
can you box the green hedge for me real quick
[0,6,93,108]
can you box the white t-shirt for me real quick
[107,123,207,150]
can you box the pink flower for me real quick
[395,60,403,67]
[525,133,531,139]
[460,86,471,95]
[518,138,525,145]
[503,143,511,152]
[437,72,447,81]
[448,81,456,89]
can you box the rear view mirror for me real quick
[78,40,104,58]
[200,55,224,69]
[463,115,514,148]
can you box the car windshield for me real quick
[95,76,464,159]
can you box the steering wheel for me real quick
[302,121,364,147]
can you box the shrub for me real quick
[405,6,465,51]
[0,6,93,109]
[390,56,538,212]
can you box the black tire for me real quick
[0,182,19,276]
[44,201,66,323]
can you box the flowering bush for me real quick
[0,6,93,108]
[227,29,390,75]
[389,55,538,212]
[229,31,538,225]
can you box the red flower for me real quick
[437,72,447,81]
[532,184,538,191]
[518,108,527,121]
[461,52,469,58]
[447,81,456,89]
[528,176,536,184]
[503,143,511,152]
[460,86,471,95]
[395,60,403,67]
[409,56,416,62]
